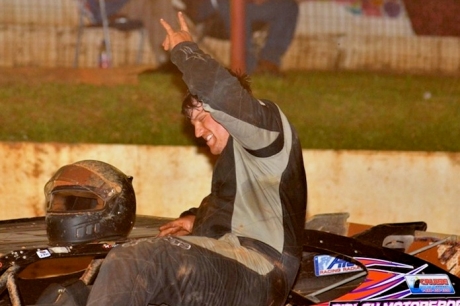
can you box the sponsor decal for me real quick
[36,249,51,258]
[331,298,460,306]
[406,275,455,294]
[314,255,362,276]
[102,242,117,249]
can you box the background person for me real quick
[214,0,299,75]
[86,0,179,71]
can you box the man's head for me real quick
[182,95,229,155]
[181,69,251,155]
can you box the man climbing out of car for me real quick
[86,11,307,306]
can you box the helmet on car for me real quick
[44,160,136,246]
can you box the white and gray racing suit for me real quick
[87,41,307,306]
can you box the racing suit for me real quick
[86,41,307,306]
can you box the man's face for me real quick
[189,105,229,155]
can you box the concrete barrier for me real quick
[1,142,459,235]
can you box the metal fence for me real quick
[1,0,459,75]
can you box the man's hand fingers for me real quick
[158,226,189,237]
[159,221,176,232]
[178,12,189,33]
[158,226,177,237]
[160,18,174,35]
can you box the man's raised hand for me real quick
[160,11,193,51]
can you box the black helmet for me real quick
[45,160,136,246]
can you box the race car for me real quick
[1,213,460,306]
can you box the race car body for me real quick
[1,214,459,306]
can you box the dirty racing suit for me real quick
[86,42,307,306]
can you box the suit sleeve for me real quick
[171,42,283,152]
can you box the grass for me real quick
[1,70,459,151]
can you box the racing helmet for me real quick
[45,160,136,246]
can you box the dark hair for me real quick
[181,93,202,119]
[181,68,252,119]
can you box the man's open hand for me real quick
[158,214,195,237]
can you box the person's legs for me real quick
[215,0,298,74]
[248,0,299,73]
[214,0,259,73]
[214,0,231,38]
[87,236,287,306]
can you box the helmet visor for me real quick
[47,188,105,212]
[45,164,122,212]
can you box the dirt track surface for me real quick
[0,66,154,86]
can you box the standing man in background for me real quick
[180,0,299,76]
